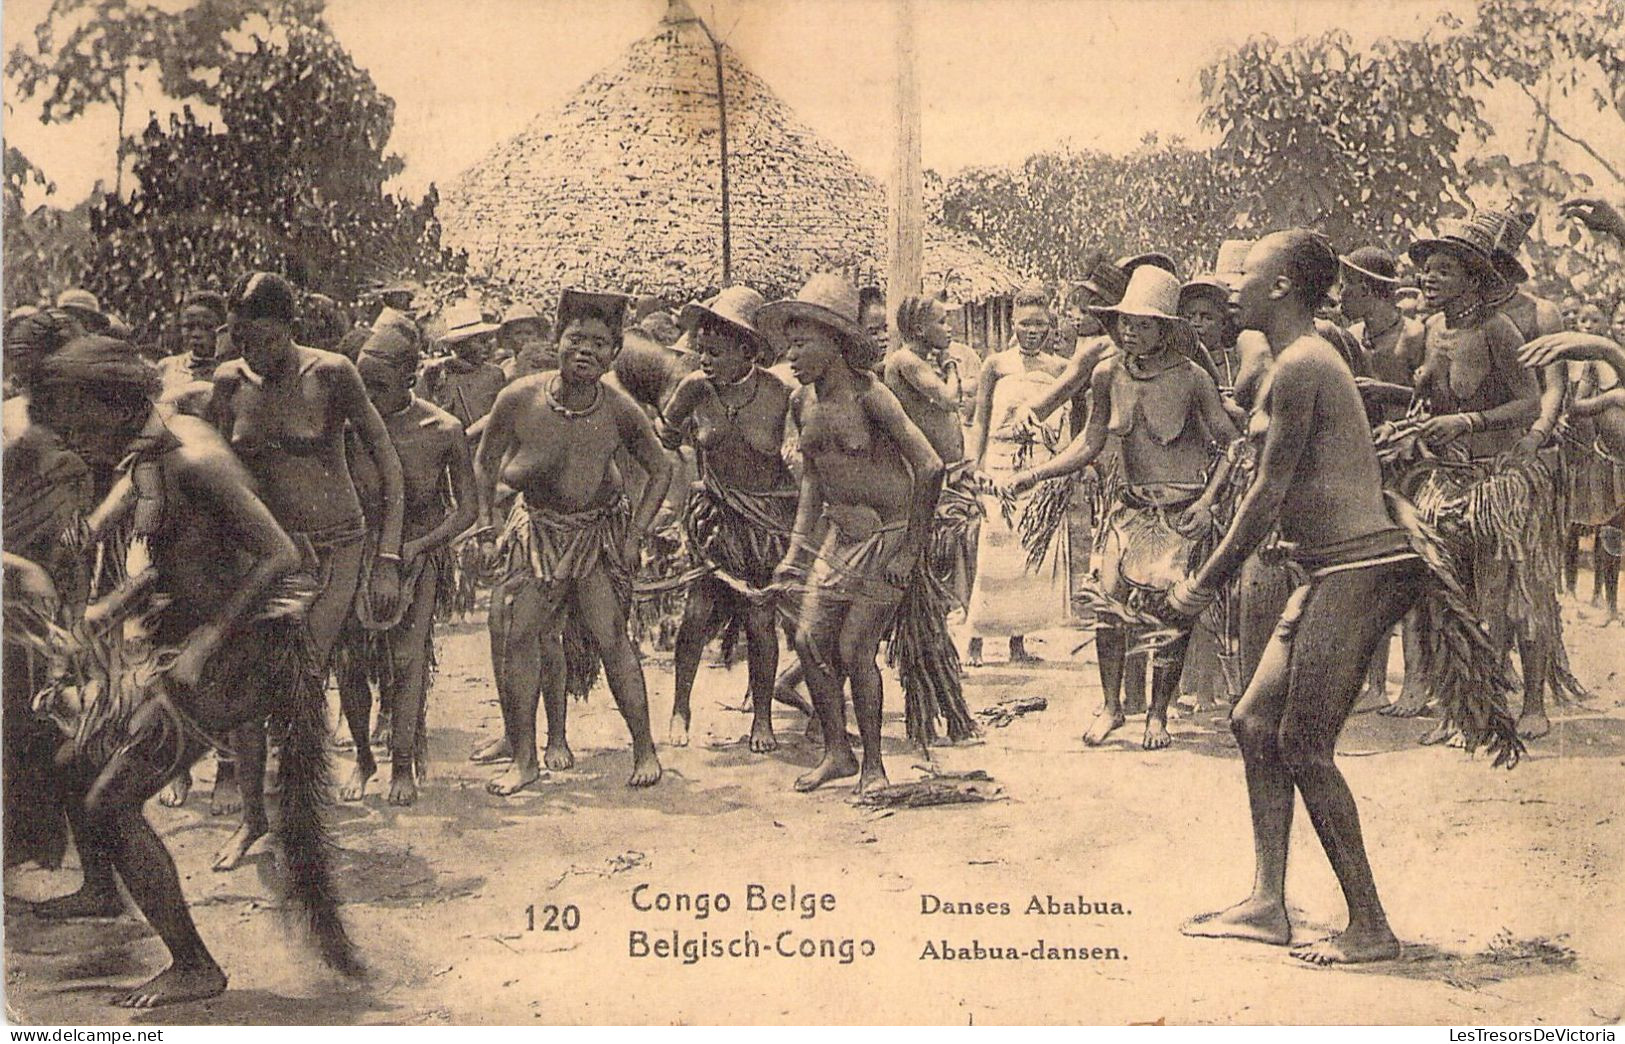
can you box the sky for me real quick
[2,0,1486,208]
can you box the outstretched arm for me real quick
[1010,367,1110,491]
[1519,332,1625,386]
[1024,339,1108,422]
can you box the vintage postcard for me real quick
[3,0,1623,1027]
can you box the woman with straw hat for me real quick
[759,274,967,794]
[656,286,804,753]
[1007,265,1238,750]
[1402,214,1567,739]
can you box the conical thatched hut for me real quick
[440,0,1025,316]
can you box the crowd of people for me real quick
[5,194,1624,1006]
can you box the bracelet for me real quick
[375,551,402,564]
[1464,412,1484,433]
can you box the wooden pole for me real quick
[704,22,733,284]
[886,0,923,336]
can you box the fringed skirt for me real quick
[930,464,984,614]
[1408,452,1587,704]
[495,497,632,698]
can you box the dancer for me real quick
[155,291,228,415]
[760,275,946,793]
[23,335,362,1006]
[205,272,405,868]
[335,323,477,805]
[887,294,981,610]
[658,287,800,751]
[965,284,1070,666]
[1402,215,1565,738]
[1168,230,1520,966]
[474,289,668,793]
[1007,265,1238,748]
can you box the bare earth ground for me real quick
[5,589,1623,1025]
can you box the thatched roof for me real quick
[440,0,1025,304]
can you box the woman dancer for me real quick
[965,285,1069,666]
[23,336,362,1006]
[1008,266,1238,749]
[1402,217,1558,739]
[658,287,800,751]
[1169,230,1519,966]
[205,272,404,868]
[760,275,944,794]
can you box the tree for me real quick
[3,147,91,309]
[5,0,324,195]
[84,22,463,340]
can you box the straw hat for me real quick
[501,302,543,329]
[1118,251,1179,279]
[55,288,109,331]
[1339,246,1402,286]
[757,274,876,360]
[1484,208,1535,286]
[437,300,500,343]
[679,285,768,354]
[1407,214,1509,290]
[1077,255,1130,305]
[1089,266,1190,328]
[1181,239,1254,307]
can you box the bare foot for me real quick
[1517,710,1550,740]
[158,771,191,808]
[1143,720,1172,750]
[1380,690,1430,718]
[668,713,690,748]
[212,820,267,871]
[1082,709,1126,746]
[628,751,663,787]
[1290,924,1401,965]
[112,962,227,1008]
[34,885,124,919]
[966,638,984,668]
[856,763,890,795]
[209,774,242,817]
[487,764,543,796]
[339,761,375,802]
[749,718,778,753]
[543,743,575,771]
[387,768,418,807]
[794,750,859,792]
[1181,899,1291,945]
[469,736,512,764]
[1009,649,1043,664]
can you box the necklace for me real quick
[1123,350,1179,380]
[545,376,603,418]
[1363,313,1402,346]
[712,368,759,420]
[382,394,416,419]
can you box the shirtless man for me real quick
[1171,231,1444,965]
[473,289,669,793]
[24,335,360,1005]
[336,324,477,805]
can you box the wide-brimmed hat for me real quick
[500,302,543,329]
[1181,239,1254,308]
[1118,251,1179,279]
[679,285,768,355]
[437,300,500,343]
[1089,266,1192,334]
[55,288,110,331]
[1340,246,1402,286]
[1407,214,1509,290]
[757,274,877,360]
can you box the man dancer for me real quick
[473,290,670,793]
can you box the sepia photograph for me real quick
[2,0,1622,1027]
